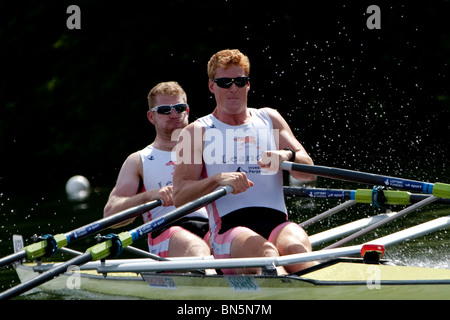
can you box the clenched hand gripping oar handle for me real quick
[0,185,233,300]
[0,200,163,268]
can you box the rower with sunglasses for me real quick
[173,49,316,275]
[104,82,213,269]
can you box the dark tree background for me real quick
[1,1,449,193]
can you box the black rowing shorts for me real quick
[218,207,287,239]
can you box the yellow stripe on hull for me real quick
[304,261,450,282]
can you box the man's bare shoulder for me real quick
[260,107,282,118]
[119,151,143,176]
[187,119,206,130]
[260,107,287,127]
[124,150,142,164]
[177,119,206,140]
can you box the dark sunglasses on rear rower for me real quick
[212,77,250,89]
[151,103,189,115]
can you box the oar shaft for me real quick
[65,199,162,243]
[284,186,450,205]
[124,246,168,261]
[0,200,162,269]
[281,162,440,195]
[129,186,233,242]
[0,252,92,300]
[0,252,27,269]
[283,186,352,199]
[410,194,450,205]
[299,200,356,228]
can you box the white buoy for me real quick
[65,175,91,201]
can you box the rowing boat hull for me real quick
[14,260,450,300]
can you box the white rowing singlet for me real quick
[197,108,287,234]
[138,145,208,223]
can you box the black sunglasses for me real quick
[151,103,189,115]
[212,77,249,89]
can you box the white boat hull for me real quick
[14,260,450,300]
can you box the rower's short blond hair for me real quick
[207,49,250,79]
[147,81,187,109]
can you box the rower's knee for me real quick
[262,241,280,257]
[230,233,281,275]
[169,229,210,257]
[232,232,279,258]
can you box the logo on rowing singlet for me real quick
[165,160,176,167]
[234,136,259,150]
[165,160,176,175]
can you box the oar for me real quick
[0,199,163,268]
[281,161,450,198]
[299,200,356,228]
[284,186,450,228]
[0,185,233,300]
[283,186,450,205]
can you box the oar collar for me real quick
[37,234,58,257]
[96,233,124,258]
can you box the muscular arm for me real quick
[172,122,253,207]
[103,152,172,227]
[259,108,316,181]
